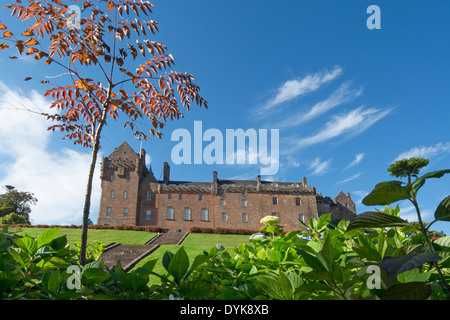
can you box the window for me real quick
[273,197,278,205]
[123,208,128,218]
[220,199,226,206]
[178,194,183,200]
[201,208,208,221]
[296,198,301,206]
[272,212,278,217]
[198,195,203,201]
[111,175,115,182]
[298,214,304,223]
[168,193,172,200]
[241,190,247,196]
[146,210,151,220]
[123,191,127,199]
[126,174,130,182]
[167,207,174,220]
[242,213,248,222]
[219,190,225,195]
[110,190,115,198]
[184,208,191,220]
[106,207,111,217]
[241,200,247,207]
[147,191,152,201]
[222,212,227,221]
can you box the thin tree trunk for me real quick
[79,115,108,265]
[79,142,98,265]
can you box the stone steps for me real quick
[99,232,188,271]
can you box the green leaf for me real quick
[285,270,303,289]
[37,227,60,248]
[353,246,382,263]
[81,268,111,286]
[0,271,20,291]
[412,169,450,195]
[298,250,327,271]
[433,236,450,250]
[434,195,450,222]
[317,235,334,271]
[256,275,286,300]
[317,213,332,230]
[397,268,431,283]
[168,247,190,282]
[391,244,423,257]
[374,180,404,189]
[14,236,38,255]
[380,251,441,283]
[382,282,431,300]
[278,271,294,300]
[267,248,283,263]
[47,269,61,294]
[362,184,412,206]
[141,258,158,272]
[179,282,214,299]
[49,235,67,251]
[185,254,209,280]
[162,251,174,272]
[346,211,412,232]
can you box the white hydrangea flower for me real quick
[260,216,280,226]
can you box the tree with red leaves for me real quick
[0,0,208,265]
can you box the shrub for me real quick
[0,213,27,225]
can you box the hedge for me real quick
[0,224,164,233]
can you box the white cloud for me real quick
[308,157,332,176]
[335,172,364,185]
[260,65,343,113]
[345,153,365,170]
[397,205,432,222]
[394,142,450,162]
[289,106,391,151]
[275,81,363,128]
[0,82,101,225]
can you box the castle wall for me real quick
[97,143,357,232]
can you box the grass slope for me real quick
[15,227,158,247]
[132,233,252,284]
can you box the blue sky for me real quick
[0,0,449,235]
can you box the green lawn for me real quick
[14,227,157,247]
[131,233,252,285]
[13,227,253,285]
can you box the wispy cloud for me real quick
[394,142,450,162]
[335,172,364,185]
[287,106,392,152]
[258,65,343,115]
[0,81,101,225]
[345,153,365,170]
[308,157,332,176]
[275,81,363,129]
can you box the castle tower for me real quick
[97,142,147,226]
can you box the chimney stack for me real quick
[302,177,307,186]
[163,162,170,184]
[257,175,261,192]
[213,171,218,183]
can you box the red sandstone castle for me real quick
[97,142,357,232]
